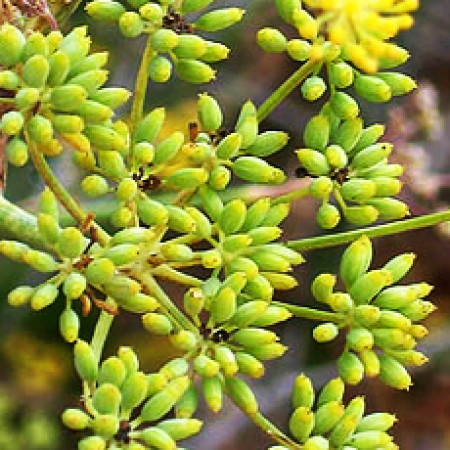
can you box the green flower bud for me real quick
[235,114,258,149]
[351,143,393,170]
[383,253,415,284]
[201,376,223,413]
[291,373,314,409]
[376,72,416,97]
[151,29,179,53]
[51,85,89,113]
[314,401,345,435]
[141,427,176,449]
[161,243,193,262]
[14,88,39,111]
[194,8,245,31]
[59,307,80,343]
[379,354,412,390]
[85,0,126,21]
[165,167,208,189]
[372,177,402,197]
[91,414,119,438]
[160,359,189,381]
[344,205,379,225]
[372,328,409,349]
[135,108,165,144]
[359,349,381,377]
[98,356,126,388]
[121,371,148,411]
[367,197,409,220]
[132,142,154,166]
[232,156,278,183]
[118,346,139,375]
[148,55,172,83]
[317,203,341,229]
[302,76,327,102]
[63,273,86,301]
[340,178,377,203]
[325,145,348,170]
[249,250,290,273]
[85,258,116,284]
[0,70,20,90]
[142,312,173,335]
[62,408,90,430]
[5,137,28,167]
[92,382,122,415]
[139,2,163,22]
[293,9,318,40]
[333,118,363,153]
[327,292,354,312]
[377,310,412,330]
[22,32,47,59]
[77,100,112,123]
[74,339,98,382]
[212,133,240,160]
[373,285,418,309]
[137,196,168,226]
[329,61,354,88]
[353,123,385,154]
[157,418,203,441]
[169,330,198,351]
[353,304,381,327]
[120,292,159,314]
[22,249,58,272]
[388,349,428,367]
[166,206,196,234]
[211,346,236,377]
[182,287,203,318]
[310,177,333,200]
[175,59,215,84]
[349,269,393,304]
[111,227,154,245]
[347,327,374,352]
[216,199,246,235]
[317,377,345,407]
[27,115,54,146]
[1,111,23,136]
[196,93,222,133]
[244,273,274,301]
[357,412,397,433]
[68,70,108,97]
[246,342,287,360]
[84,126,125,153]
[0,24,25,66]
[227,257,258,281]
[330,92,359,120]
[47,51,70,86]
[247,131,289,158]
[286,38,311,61]
[303,115,330,151]
[354,75,392,103]
[200,41,229,62]
[57,227,85,259]
[225,376,258,415]
[59,27,91,65]
[275,0,302,24]
[173,35,207,59]
[119,11,144,37]
[141,376,190,422]
[103,275,141,303]
[210,286,237,323]
[0,240,29,261]
[328,415,359,448]
[175,383,198,418]
[232,328,277,347]
[296,149,330,176]
[262,272,297,291]
[52,114,84,134]
[235,352,264,378]
[78,436,105,450]
[81,175,109,198]
[88,89,129,111]
[289,406,314,443]
[230,300,269,328]
[200,249,222,268]
[115,179,137,203]
[312,273,336,303]
[251,305,292,326]
[45,30,63,53]
[400,299,436,322]
[22,55,49,88]
[257,28,287,53]
[303,436,329,450]
[313,322,339,343]
[8,285,34,307]
[337,351,364,385]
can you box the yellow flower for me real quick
[303,0,419,72]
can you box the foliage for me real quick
[0,0,446,449]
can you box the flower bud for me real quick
[325,144,348,169]
[173,35,207,59]
[367,197,409,220]
[330,92,359,120]
[93,383,121,415]
[291,373,314,409]
[59,307,80,343]
[6,138,29,167]
[232,156,282,184]
[388,349,428,366]
[230,300,269,328]
[194,8,245,31]
[15,87,39,109]
[78,436,106,450]
[30,283,59,310]
[329,61,354,88]
[289,406,314,443]
[196,93,222,132]
[232,328,277,347]
[310,177,333,200]
[57,227,85,259]
[139,1,163,21]
[121,371,148,411]
[296,149,330,176]
[98,356,126,388]
[400,299,436,322]
[314,401,345,435]
[214,132,240,159]
[22,55,49,88]
[303,115,330,151]
[142,312,173,335]
[340,235,372,288]
[0,240,29,261]
[0,70,19,90]
[252,305,292,327]
[313,323,339,343]
[247,342,287,360]
[47,51,70,87]
[302,76,326,102]
[372,177,402,197]
[74,340,98,382]
[62,408,91,430]
[200,249,222,269]
[91,414,119,438]
[81,175,109,199]
[50,85,88,113]
[357,412,397,432]
[381,253,414,285]
[225,376,258,415]
[176,59,215,84]
[22,31,48,60]
[201,376,223,413]
[349,269,393,304]
[351,142,393,170]
[379,354,412,390]
[157,417,203,440]
[327,292,354,312]
[137,196,168,226]
[175,383,198,418]
[286,39,311,61]
[303,436,329,450]
[312,273,336,303]
[85,0,125,21]
[141,427,176,449]
[119,11,144,37]
[359,349,381,377]
[354,75,392,103]
[344,205,379,225]
[0,24,25,66]
[235,352,265,378]
[85,258,116,284]
[293,9,318,39]
[257,28,287,53]
[1,111,24,136]
[77,100,112,122]
[148,55,172,83]
[275,0,302,24]
[210,286,237,323]
[317,377,345,407]
[353,304,381,327]
[165,167,209,189]
[317,203,341,229]
[347,327,374,352]
[337,351,364,385]
[170,330,198,352]
[334,118,364,154]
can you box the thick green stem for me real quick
[90,303,115,362]
[152,264,203,287]
[271,185,310,205]
[136,272,197,332]
[257,60,320,122]
[248,411,301,449]
[287,210,450,252]
[27,140,110,246]
[273,300,344,323]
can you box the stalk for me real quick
[273,300,344,323]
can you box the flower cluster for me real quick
[268,373,398,450]
[0,25,130,165]
[310,236,435,389]
[85,0,245,83]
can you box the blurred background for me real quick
[1,0,450,448]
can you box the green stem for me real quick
[90,302,115,362]
[287,209,450,252]
[256,60,320,122]
[273,300,344,323]
[248,411,301,449]
[129,35,154,144]
[152,264,203,287]
[27,140,110,247]
[271,185,310,205]
[136,272,197,332]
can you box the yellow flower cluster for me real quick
[303,0,419,72]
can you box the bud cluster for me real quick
[65,345,202,449]
[296,108,408,229]
[0,25,130,165]
[311,236,435,389]
[269,373,398,450]
[85,0,245,83]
